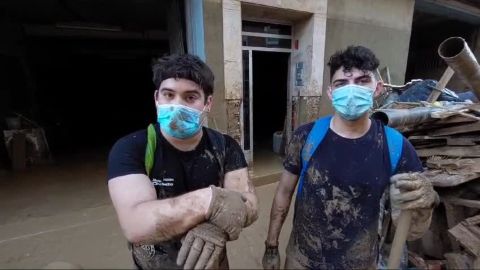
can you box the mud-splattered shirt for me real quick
[284,119,422,269]
[108,124,247,269]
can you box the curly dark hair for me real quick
[327,46,379,79]
[152,54,214,98]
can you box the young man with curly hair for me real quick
[262,46,438,269]
[108,54,258,269]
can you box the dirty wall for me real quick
[319,0,415,116]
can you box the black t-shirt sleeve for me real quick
[223,135,248,173]
[283,123,314,175]
[395,137,424,174]
[107,131,147,180]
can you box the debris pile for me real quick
[373,36,480,269]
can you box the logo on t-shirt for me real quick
[152,178,174,187]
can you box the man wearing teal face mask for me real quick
[107,54,258,269]
[262,46,438,269]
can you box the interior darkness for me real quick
[252,51,289,150]
[0,0,175,158]
[405,10,477,82]
[29,37,167,153]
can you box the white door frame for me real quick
[241,47,292,163]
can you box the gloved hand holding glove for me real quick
[262,242,280,269]
[205,185,248,241]
[176,222,227,269]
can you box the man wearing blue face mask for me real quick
[262,46,438,269]
[107,54,258,270]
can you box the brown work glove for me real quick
[176,222,227,270]
[206,186,248,241]
[262,242,280,269]
[390,172,439,240]
[390,172,438,210]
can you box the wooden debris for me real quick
[374,101,480,262]
[448,215,480,257]
[424,171,480,187]
[444,252,474,270]
[426,158,480,173]
[428,122,480,137]
[445,197,480,209]
[416,145,480,158]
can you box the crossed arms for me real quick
[108,167,258,244]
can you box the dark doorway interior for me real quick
[252,51,289,155]
[29,37,167,154]
[0,0,176,161]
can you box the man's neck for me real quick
[161,128,204,152]
[330,113,371,139]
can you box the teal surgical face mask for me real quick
[156,104,206,139]
[332,84,374,121]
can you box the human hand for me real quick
[176,222,227,269]
[206,186,247,240]
[390,172,438,210]
[262,242,280,270]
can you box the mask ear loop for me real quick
[199,106,209,127]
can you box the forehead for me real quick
[159,78,203,93]
[331,67,374,81]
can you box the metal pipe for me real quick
[371,107,440,128]
[438,37,480,99]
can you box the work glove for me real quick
[206,186,248,240]
[262,242,280,269]
[176,222,227,269]
[390,172,439,240]
[390,172,438,210]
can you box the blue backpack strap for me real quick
[297,115,332,198]
[384,126,403,175]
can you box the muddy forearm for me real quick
[128,188,212,244]
[266,185,295,246]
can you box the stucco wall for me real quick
[319,0,415,116]
[203,0,229,133]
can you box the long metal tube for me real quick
[438,37,480,99]
[371,107,440,128]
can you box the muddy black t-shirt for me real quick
[284,119,422,270]
[108,125,247,191]
[107,125,247,269]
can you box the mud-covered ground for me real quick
[0,150,291,269]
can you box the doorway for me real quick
[241,20,292,165]
[252,51,289,159]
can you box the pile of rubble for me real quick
[373,101,480,269]
[373,36,480,269]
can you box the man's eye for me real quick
[163,92,174,98]
[360,78,371,84]
[187,95,198,102]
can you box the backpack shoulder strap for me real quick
[297,115,332,197]
[205,128,227,186]
[145,124,157,178]
[384,125,403,175]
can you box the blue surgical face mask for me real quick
[156,104,205,139]
[332,84,374,121]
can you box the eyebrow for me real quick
[332,75,372,84]
[159,88,201,95]
[355,75,372,81]
[332,78,349,84]
[159,87,174,92]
